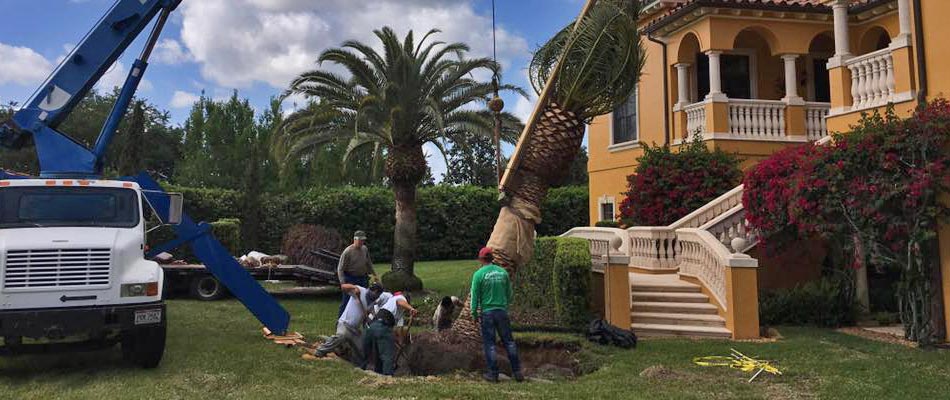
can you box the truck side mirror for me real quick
[143,191,184,226]
[165,193,183,225]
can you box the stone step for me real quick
[632,301,719,315]
[631,312,726,327]
[631,323,732,338]
[632,291,710,303]
[631,283,702,293]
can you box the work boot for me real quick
[513,371,525,382]
[482,372,499,383]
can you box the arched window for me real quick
[611,88,638,145]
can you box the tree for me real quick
[484,0,644,270]
[552,145,588,187]
[275,27,526,290]
[444,134,499,187]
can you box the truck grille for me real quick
[3,249,112,289]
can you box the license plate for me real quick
[134,309,162,325]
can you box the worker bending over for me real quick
[337,230,378,317]
[361,291,417,375]
[471,247,523,383]
[314,283,384,359]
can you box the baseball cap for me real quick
[354,230,367,240]
[478,246,493,260]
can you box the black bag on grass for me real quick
[586,319,637,348]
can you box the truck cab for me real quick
[0,179,176,367]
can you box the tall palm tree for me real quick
[274,27,526,290]
[445,0,644,341]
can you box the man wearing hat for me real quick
[337,230,378,317]
[470,247,523,383]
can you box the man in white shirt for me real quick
[314,283,385,358]
[361,292,417,375]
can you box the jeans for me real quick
[480,309,521,377]
[361,319,395,375]
[338,274,369,317]
[315,322,362,358]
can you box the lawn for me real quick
[1,260,949,399]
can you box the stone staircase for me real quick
[629,273,730,338]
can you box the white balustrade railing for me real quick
[728,99,786,139]
[805,102,830,141]
[700,205,758,254]
[670,185,745,229]
[628,227,678,270]
[846,47,896,111]
[675,229,757,311]
[684,101,707,135]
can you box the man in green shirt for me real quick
[470,247,523,383]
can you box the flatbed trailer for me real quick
[161,249,342,300]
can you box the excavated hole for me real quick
[386,331,597,380]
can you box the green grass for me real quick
[2,260,949,399]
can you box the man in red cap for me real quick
[470,247,522,382]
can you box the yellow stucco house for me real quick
[569,0,950,340]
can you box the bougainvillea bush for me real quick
[619,135,742,227]
[744,101,950,344]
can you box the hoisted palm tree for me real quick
[448,0,644,339]
[274,27,526,290]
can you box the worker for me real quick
[361,291,417,376]
[337,230,378,317]
[432,295,463,331]
[470,247,523,383]
[314,283,384,359]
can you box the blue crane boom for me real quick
[0,0,291,334]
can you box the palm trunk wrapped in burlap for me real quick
[445,0,644,340]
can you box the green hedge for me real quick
[512,237,592,330]
[157,185,589,262]
[759,276,857,328]
[210,218,242,255]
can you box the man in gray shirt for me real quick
[337,230,378,316]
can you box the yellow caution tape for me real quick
[693,348,782,382]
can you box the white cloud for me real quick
[170,90,201,109]
[152,39,192,65]
[177,0,529,89]
[0,42,53,86]
[95,61,153,92]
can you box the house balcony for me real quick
[677,99,830,143]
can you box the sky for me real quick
[0,0,583,181]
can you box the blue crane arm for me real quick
[0,0,293,335]
[0,0,181,177]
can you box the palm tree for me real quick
[274,27,526,290]
[487,0,644,271]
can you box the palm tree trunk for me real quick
[447,102,585,340]
[392,181,417,276]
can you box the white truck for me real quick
[0,179,182,368]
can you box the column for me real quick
[782,54,803,104]
[829,0,852,68]
[705,50,727,102]
[674,63,691,109]
[893,0,912,47]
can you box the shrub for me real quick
[162,184,589,262]
[210,218,242,256]
[512,237,592,330]
[759,275,857,328]
[620,134,742,226]
[595,220,620,228]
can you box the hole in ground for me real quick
[390,331,599,380]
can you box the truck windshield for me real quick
[0,187,139,229]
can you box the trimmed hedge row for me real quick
[158,185,589,262]
[512,237,593,330]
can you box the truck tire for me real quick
[189,275,226,301]
[121,324,166,368]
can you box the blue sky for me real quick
[0,0,582,180]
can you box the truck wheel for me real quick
[121,324,166,368]
[190,275,226,301]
